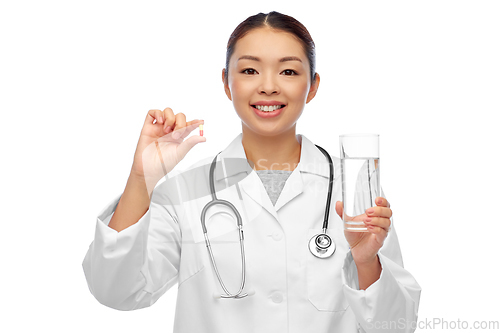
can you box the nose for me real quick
[259,74,280,95]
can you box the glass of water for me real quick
[340,134,380,232]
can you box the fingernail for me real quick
[365,217,372,223]
[159,117,163,124]
[366,208,375,215]
[165,125,171,132]
[377,198,383,204]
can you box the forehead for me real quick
[231,28,307,63]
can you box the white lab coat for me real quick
[83,134,421,333]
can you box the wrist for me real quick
[353,254,379,269]
[128,171,157,198]
[354,254,382,290]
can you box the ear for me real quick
[222,68,232,101]
[306,73,320,104]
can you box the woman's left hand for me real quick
[335,197,392,266]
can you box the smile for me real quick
[251,103,286,118]
[252,105,285,112]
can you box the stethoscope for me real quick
[200,145,335,299]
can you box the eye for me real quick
[242,68,257,75]
[281,69,298,76]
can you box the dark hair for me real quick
[225,11,316,83]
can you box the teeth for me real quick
[255,105,283,112]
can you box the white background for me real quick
[1,0,499,332]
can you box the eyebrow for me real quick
[237,55,302,63]
[279,56,302,63]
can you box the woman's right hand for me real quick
[131,107,205,187]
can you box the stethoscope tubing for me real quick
[201,145,335,298]
[201,153,247,298]
[314,144,334,232]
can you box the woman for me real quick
[83,11,421,332]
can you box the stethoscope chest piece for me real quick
[309,233,336,258]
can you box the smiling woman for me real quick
[222,25,320,170]
[82,10,421,333]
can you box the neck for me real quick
[241,126,301,171]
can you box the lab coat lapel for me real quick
[273,167,303,211]
[215,134,279,221]
[274,135,331,211]
[214,134,330,220]
[239,171,279,221]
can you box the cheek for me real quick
[229,80,246,102]
[228,80,252,120]
[287,80,310,102]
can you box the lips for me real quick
[254,104,285,112]
[251,101,286,118]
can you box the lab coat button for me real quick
[270,292,283,303]
[272,232,283,241]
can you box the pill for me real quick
[199,124,203,136]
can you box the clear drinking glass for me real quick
[340,134,380,232]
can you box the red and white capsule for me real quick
[199,124,203,136]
